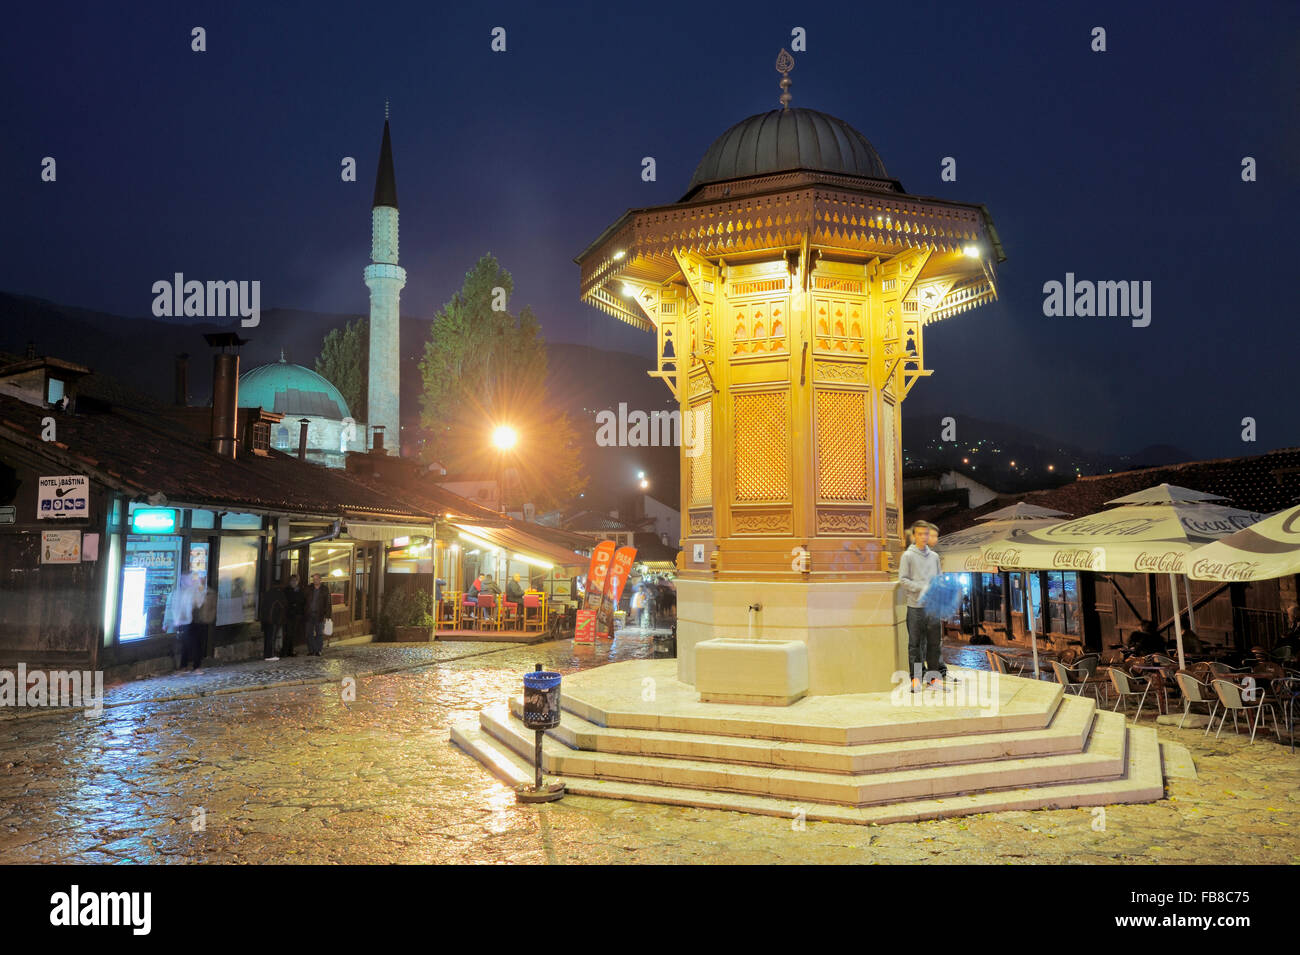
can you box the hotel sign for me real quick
[37,475,89,520]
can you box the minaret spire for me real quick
[372,114,399,209]
[364,110,405,455]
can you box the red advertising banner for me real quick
[583,540,617,612]
[574,609,597,643]
[596,546,637,636]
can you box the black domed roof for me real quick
[687,108,888,194]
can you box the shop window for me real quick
[119,535,183,641]
[309,543,352,611]
[216,536,259,626]
[221,512,263,530]
[1045,571,1081,636]
[190,509,215,529]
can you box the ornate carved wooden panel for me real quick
[882,398,899,506]
[688,401,712,507]
[733,391,790,502]
[731,509,793,536]
[816,390,869,502]
[813,295,866,355]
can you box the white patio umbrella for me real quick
[1187,503,1300,582]
[935,503,1068,678]
[978,484,1268,670]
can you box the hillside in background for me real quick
[0,291,1198,509]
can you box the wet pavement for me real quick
[1,630,1297,864]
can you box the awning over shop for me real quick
[344,521,436,542]
[453,523,586,571]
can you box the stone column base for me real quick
[676,578,908,695]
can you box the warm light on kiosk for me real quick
[512,553,554,569]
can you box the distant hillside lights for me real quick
[595,402,705,457]
[1042,273,1151,328]
[151,274,260,327]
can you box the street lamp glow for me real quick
[622,282,636,296]
[492,425,518,450]
[962,244,980,258]
[612,249,626,260]
[637,470,645,479]
[639,479,649,489]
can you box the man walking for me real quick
[259,578,285,661]
[899,521,942,691]
[306,573,331,656]
[283,574,305,657]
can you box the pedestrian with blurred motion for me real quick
[283,574,305,657]
[166,573,201,671]
[190,585,217,673]
[306,573,330,656]
[259,578,286,661]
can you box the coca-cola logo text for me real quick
[1052,550,1103,570]
[1191,558,1261,581]
[1133,551,1185,573]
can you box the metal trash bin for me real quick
[517,664,565,803]
[522,667,562,730]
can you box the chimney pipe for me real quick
[372,425,385,454]
[209,353,240,458]
[298,418,310,461]
[174,353,190,407]
[25,341,35,360]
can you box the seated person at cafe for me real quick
[468,574,484,598]
[1127,619,1166,655]
[481,575,501,596]
[505,573,525,604]
[1179,628,1203,655]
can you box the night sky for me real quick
[1,0,1296,459]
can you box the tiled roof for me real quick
[934,448,1300,535]
[0,392,427,521]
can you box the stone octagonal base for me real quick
[676,578,907,696]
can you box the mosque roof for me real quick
[239,356,350,421]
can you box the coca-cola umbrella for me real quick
[1187,504,1300,583]
[935,503,1068,679]
[978,484,1267,670]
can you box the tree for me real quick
[419,254,588,510]
[315,317,368,421]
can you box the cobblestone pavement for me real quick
[1,631,1297,864]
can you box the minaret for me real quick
[364,109,405,455]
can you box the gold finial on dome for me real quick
[776,49,795,110]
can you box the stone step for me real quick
[508,692,1098,774]
[452,720,1166,825]
[479,704,1130,808]
[556,662,1068,745]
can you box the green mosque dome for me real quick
[239,354,350,421]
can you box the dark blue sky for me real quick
[2,0,1296,458]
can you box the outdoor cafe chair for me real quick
[1207,661,1252,678]
[1173,671,1219,732]
[984,648,1024,678]
[1149,653,1178,669]
[1269,677,1300,753]
[1108,667,1152,724]
[476,594,500,631]
[460,595,479,630]
[1209,678,1279,743]
[1052,660,1107,703]
[522,593,545,633]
